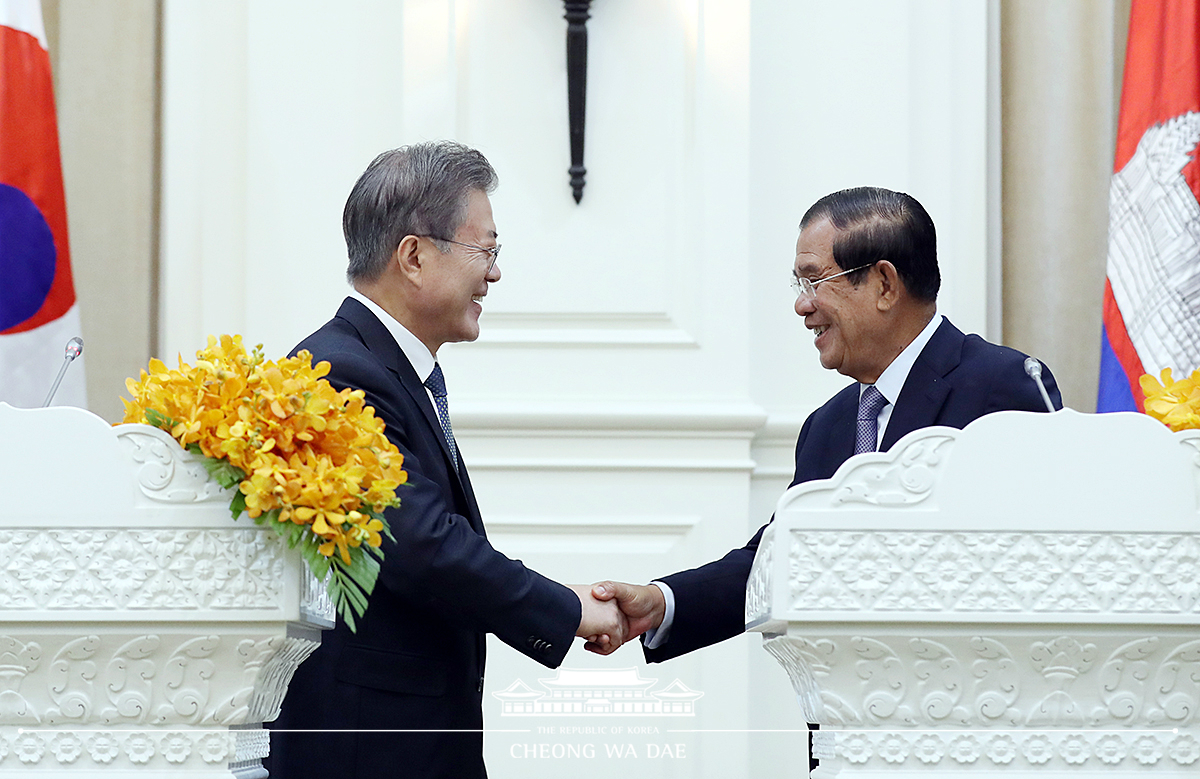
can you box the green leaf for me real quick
[257,507,282,530]
[363,542,386,562]
[307,555,331,580]
[248,506,386,635]
[340,553,379,591]
[144,408,176,431]
[367,509,397,543]
[328,585,361,629]
[228,490,247,520]
[185,445,247,490]
[340,600,358,632]
[336,574,370,612]
[300,542,329,575]
[320,552,379,633]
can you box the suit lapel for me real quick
[457,466,484,539]
[880,318,964,451]
[335,299,474,501]
[792,384,859,486]
[828,387,859,472]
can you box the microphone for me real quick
[1023,357,1057,413]
[42,337,84,408]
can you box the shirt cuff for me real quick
[641,581,675,650]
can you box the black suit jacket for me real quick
[268,298,580,779]
[646,318,1062,662]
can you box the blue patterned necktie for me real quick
[854,385,888,455]
[423,362,459,471]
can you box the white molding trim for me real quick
[466,456,756,473]
[452,401,767,433]
[484,515,698,533]
[473,312,696,347]
[825,728,1199,771]
[750,414,807,479]
[484,515,698,555]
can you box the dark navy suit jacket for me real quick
[645,318,1062,662]
[268,298,580,779]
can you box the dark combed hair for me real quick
[799,186,940,302]
[343,141,498,283]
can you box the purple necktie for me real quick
[854,385,888,455]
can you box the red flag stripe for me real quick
[0,19,75,334]
[1101,279,1147,411]
[1114,0,1200,199]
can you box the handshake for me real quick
[569,581,665,656]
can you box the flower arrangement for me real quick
[1140,368,1200,431]
[120,334,407,630]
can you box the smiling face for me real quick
[793,217,894,383]
[413,189,500,354]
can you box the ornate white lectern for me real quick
[748,409,1200,777]
[0,404,332,777]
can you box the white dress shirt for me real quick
[863,312,942,448]
[349,289,440,407]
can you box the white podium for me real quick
[748,409,1200,776]
[0,404,332,777]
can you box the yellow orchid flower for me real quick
[119,335,406,631]
[1141,367,1200,431]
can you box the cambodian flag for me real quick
[0,0,85,408]
[1099,0,1200,412]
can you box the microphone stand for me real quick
[43,337,84,408]
[1023,357,1057,413]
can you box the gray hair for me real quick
[343,141,498,283]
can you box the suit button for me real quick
[478,677,484,692]
[526,636,536,647]
[542,642,552,653]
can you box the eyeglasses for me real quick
[791,261,877,300]
[418,236,501,274]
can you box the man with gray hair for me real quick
[268,141,625,779]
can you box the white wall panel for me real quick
[160,0,249,357]
[745,2,992,763]
[748,0,991,419]
[161,0,992,775]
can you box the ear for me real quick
[874,261,904,312]
[394,235,426,286]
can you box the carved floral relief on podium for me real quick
[830,435,953,507]
[117,425,229,503]
[0,630,320,769]
[0,529,286,612]
[764,631,1200,770]
[783,531,1200,615]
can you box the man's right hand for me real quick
[587,581,666,655]
[569,584,628,654]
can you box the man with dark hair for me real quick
[801,186,940,303]
[268,141,625,779]
[592,184,1061,662]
